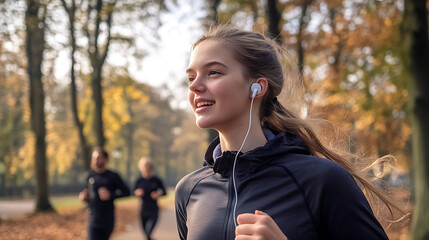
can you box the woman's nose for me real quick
[189,75,205,92]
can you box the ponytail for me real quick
[262,96,402,221]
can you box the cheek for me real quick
[215,83,248,104]
[212,82,235,99]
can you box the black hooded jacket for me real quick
[175,131,388,240]
[86,170,130,228]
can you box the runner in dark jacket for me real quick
[80,147,130,240]
[176,25,398,240]
[134,157,167,240]
[175,130,388,239]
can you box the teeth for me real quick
[197,101,214,107]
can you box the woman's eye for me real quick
[209,70,220,76]
[187,76,195,82]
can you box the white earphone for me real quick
[251,82,262,98]
[232,82,262,230]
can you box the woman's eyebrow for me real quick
[186,61,228,74]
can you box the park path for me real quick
[112,204,178,240]
[0,198,35,220]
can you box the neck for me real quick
[218,100,266,153]
[218,123,266,153]
[94,167,106,173]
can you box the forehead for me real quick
[187,40,240,71]
[92,151,103,158]
[141,161,151,168]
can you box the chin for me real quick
[195,118,215,129]
[195,122,210,129]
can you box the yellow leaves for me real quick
[103,85,150,130]
[102,78,152,149]
[46,119,78,175]
[111,88,123,102]
[332,35,340,44]
[382,94,394,106]
[355,114,375,131]
[374,117,387,132]
[400,123,412,148]
[384,18,392,27]
[326,94,343,105]
[104,88,128,118]
[22,106,31,123]
[16,132,35,180]
[125,86,149,104]
[325,0,343,9]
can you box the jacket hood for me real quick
[203,131,310,177]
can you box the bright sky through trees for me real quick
[132,0,205,109]
[56,0,205,110]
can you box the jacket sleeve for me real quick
[316,163,389,240]
[133,178,140,191]
[175,178,189,240]
[80,171,91,203]
[111,172,131,199]
[157,177,167,196]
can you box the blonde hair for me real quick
[139,157,152,171]
[193,25,401,221]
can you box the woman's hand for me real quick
[235,210,288,240]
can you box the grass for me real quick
[117,188,175,208]
[51,195,85,211]
[50,188,175,211]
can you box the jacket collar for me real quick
[203,130,309,177]
[211,128,276,162]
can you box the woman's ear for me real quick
[253,77,268,99]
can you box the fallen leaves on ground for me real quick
[0,202,139,240]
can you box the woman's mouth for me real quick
[196,101,214,108]
[195,100,215,113]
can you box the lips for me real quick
[194,99,215,112]
[196,101,214,108]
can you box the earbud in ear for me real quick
[251,83,262,98]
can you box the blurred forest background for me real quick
[0,0,428,238]
[0,0,209,197]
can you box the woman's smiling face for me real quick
[186,40,251,132]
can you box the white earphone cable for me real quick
[232,95,256,229]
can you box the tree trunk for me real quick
[204,0,221,29]
[297,0,312,75]
[61,0,91,170]
[85,0,116,148]
[124,86,135,184]
[125,122,134,184]
[401,0,429,239]
[266,0,282,44]
[91,69,105,147]
[25,0,54,212]
[0,172,5,196]
[328,7,344,84]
